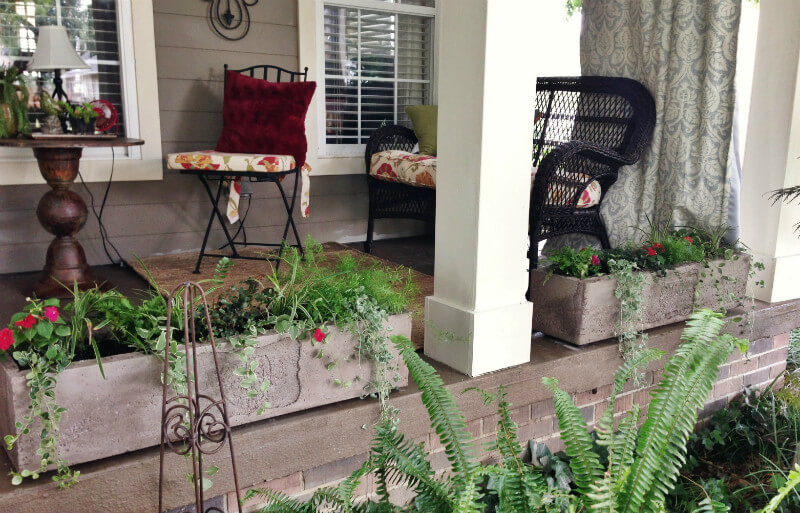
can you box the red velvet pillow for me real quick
[215,70,316,166]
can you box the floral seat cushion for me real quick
[167,150,311,222]
[369,151,601,208]
[369,150,437,188]
[531,166,601,209]
[166,149,296,172]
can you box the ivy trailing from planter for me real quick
[1,240,415,488]
[545,225,757,367]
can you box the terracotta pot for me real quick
[1,103,18,136]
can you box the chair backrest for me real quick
[223,64,309,84]
[533,76,655,166]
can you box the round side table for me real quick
[0,137,144,298]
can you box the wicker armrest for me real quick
[531,140,628,213]
[364,125,418,174]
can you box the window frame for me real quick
[299,0,438,175]
[0,0,162,185]
[318,0,437,157]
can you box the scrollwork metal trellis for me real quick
[158,282,243,513]
[205,0,259,41]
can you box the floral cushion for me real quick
[369,150,437,188]
[369,151,601,209]
[531,166,601,209]
[167,150,296,172]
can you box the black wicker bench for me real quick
[363,76,656,260]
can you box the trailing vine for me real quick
[609,259,649,376]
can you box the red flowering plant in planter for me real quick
[2,296,86,489]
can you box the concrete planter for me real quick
[530,256,750,345]
[0,313,411,472]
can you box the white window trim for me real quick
[298,0,438,176]
[0,0,163,185]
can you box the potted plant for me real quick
[0,66,30,138]
[39,91,63,135]
[58,101,99,134]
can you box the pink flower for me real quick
[314,328,326,342]
[43,306,59,323]
[590,254,601,266]
[14,314,37,329]
[0,328,14,351]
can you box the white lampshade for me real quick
[27,26,90,71]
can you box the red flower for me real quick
[14,314,37,329]
[684,236,693,244]
[652,242,665,252]
[0,328,14,351]
[314,328,326,342]
[590,254,601,266]
[645,246,657,257]
[44,306,59,323]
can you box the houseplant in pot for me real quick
[0,65,31,138]
[39,91,63,134]
[58,101,99,134]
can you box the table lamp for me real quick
[27,25,89,102]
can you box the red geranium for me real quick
[590,254,601,266]
[314,328,326,342]
[14,314,37,329]
[684,236,693,244]
[652,242,665,252]
[0,328,14,351]
[44,306,59,322]
[645,246,657,257]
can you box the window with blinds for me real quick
[0,0,125,135]
[322,0,435,151]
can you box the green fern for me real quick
[692,497,730,513]
[391,336,477,485]
[760,465,800,513]
[543,376,604,502]
[617,310,746,513]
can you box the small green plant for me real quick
[57,101,99,124]
[0,65,30,137]
[39,91,61,116]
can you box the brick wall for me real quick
[213,332,790,513]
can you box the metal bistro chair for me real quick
[180,64,309,273]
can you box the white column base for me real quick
[424,296,533,377]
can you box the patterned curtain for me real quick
[579,0,741,246]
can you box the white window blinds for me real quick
[0,0,126,135]
[322,1,435,149]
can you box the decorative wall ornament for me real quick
[206,0,259,41]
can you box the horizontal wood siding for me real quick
[0,0,425,274]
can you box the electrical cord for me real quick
[78,146,124,266]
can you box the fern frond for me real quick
[607,405,640,483]
[249,488,311,513]
[692,497,730,513]
[617,310,737,513]
[587,474,617,513]
[543,376,604,501]
[392,336,477,486]
[760,464,800,513]
[596,348,663,447]
[372,417,452,511]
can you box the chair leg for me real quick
[364,210,375,254]
[597,216,611,249]
[194,177,226,274]
[275,173,304,256]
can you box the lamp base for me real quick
[51,70,68,103]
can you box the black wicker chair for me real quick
[529,76,656,267]
[363,124,435,253]
[363,76,655,259]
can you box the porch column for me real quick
[741,0,800,302]
[424,0,537,376]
